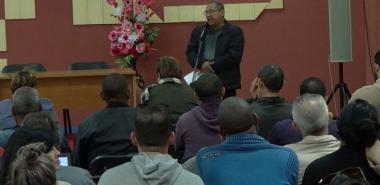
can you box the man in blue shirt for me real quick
[197,97,299,185]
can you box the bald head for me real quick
[218,97,256,136]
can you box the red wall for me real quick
[0,0,379,117]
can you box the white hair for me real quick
[292,93,329,136]
[12,86,40,117]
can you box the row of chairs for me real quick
[2,62,110,73]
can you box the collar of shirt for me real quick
[158,78,182,84]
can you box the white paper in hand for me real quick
[184,71,202,85]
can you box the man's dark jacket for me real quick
[74,102,137,169]
[186,21,245,90]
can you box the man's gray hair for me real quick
[209,0,224,11]
[292,93,329,136]
[12,86,40,117]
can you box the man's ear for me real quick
[251,113,259,132]
[328,112,333,125]
[168,131,175,145]
[221,87,226,98]
[131,132,138,146]
[257,78,264,88]
[292,121,301,133]
[219,129,225,141]
[100,91,106,101]
[12,106,16,116]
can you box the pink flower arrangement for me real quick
[107,0,159,68]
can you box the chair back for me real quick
[88,153,137,176]
[2,64,24,73]
[25,63,46,72]
[70,61,110,70]
[2,63,46,73]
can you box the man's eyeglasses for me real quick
[318,167,368,185]
[203,9,220,15]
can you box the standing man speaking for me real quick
[186,0,245,98]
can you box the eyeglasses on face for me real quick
[203,9,220,15]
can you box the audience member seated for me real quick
[302,99,380,185]
[269,77,339,146]
[285,94,340,184]
[350,50,380,113]
[0,70,58,132]
[197,97,298,185]
[9,143,70,185]
[1,128,60,184]
[22,112,95,185]
[74,73,137,169]
[141,56,198,125]
[98,105,204,185]
[0,86,42,147]
[175,73,223,163]
[249,64,292,139]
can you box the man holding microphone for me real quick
[186,0,245,98]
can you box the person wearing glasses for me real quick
[186,0,245,98]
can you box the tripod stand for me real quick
[327,62,351,108]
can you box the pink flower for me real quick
[119,45,130,55]
[134,22,144,32]
[107,0,118,7]
[125,40,133,49]
[137,31,145,39]
[111,47,120,56]
[140,0,155,6]
[108,30,118,41]
[123,6,133,15]
[136,43,145,53]
[122,21,133,30]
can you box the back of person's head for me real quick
[375,50,380,66]
[258,64,284,93]
[300,77,326,97]
[2,128,56,180]
[191,73,223,100]
[102,73,129,102]
[338,99,380,148]
[218,97,257,137]
[9,143,56,185]
[12,86,41,118]
[22,112,59,144]
[156,56,182,79]
[135,105,171,147]
[10,70,38,94]
[292,94,329,136]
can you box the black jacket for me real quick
[74,102,137,169]
[186,21,245,90]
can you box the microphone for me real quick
[192,27,206,83]
[199,27,206,40]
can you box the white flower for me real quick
[135,14,147,23]
[118,37,126,44]
[114,7,122,16]
[128,32,139,43]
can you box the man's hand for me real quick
[201,61,214,73]
[249,77,260,98]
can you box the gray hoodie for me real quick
[98,153,204,185]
